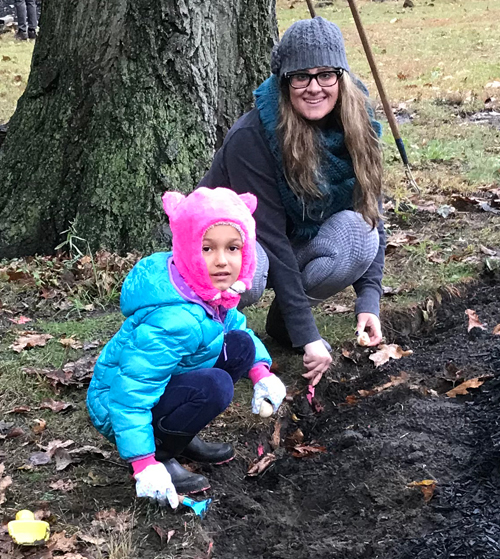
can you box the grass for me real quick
[0,30,34,124]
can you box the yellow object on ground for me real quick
[7,510,50,546]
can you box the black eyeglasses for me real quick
[286,69,343,89]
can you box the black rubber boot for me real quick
[155,431,210,494]
[163,458,210,494]
[179,436,234,464]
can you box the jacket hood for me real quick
[120,252,181,317]
[162,187,257,309]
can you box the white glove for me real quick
[252,375,287,414]
[134,463,179,508]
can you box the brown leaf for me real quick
[285,428,304,449]
[270,418,283,450]
[5,405,31,414]
[152,525,175,543]
[493,324,500,335]
[77,532,106,546]
[369,344,413,368]
[47,531,78,553]
[480,245,496,256]
[358,372,410,397]
[6,426,25,439]
[322,303,352,315]
[408,479,437,503]
[59,337,83,350]
[32,418,47,434]
[247,453,276,476]
[446,377,487,397]
[0,463,12,505]
[344,395,358,405]
[10,333,53,352]
[385,232,419,254]
[40,399,73,413]
[55,448,73,471]
[291,443,327,458]
[465,309,487,332]
[50,479,76,492]
[92,508,134,532]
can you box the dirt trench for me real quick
[195,282,500,559]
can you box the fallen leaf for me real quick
[77,532,106,546]
[480,245,496,256]
[385,232,419,254]
[465,309,487,331]
[5,405,31,414]
[369,344,413,368]
[47,531,78,552]
[493,324,500,335]
[322,303,351,314]
[344,395,358,405]
[257,444,264,457]
[32,418,47,434]
[285,429,304,449]
[5,427,24,439]
[270,418,283,450]
[446,377,487,397]
[39,398,73,413]
[10,333,53,352]
[247,453,276,476]
[92,508,134,532]
[83,340,101,351]
[0,463,12,505]
[408,479,437,503]
[50,479,76,492]
[152,525,175,544]
[8,315,32,324]
[358,372,410,397]
[306,385,315,406]
[291,443,327,458]
[59,337,83,350]
[55,448,73,471]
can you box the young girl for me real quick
[87,187,287,509]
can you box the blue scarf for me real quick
[254,75,382,241]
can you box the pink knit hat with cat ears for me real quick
[162,187,258,309]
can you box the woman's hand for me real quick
[356,313,382,347]
[302,340,333,386]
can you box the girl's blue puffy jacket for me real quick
[86,252,271,460]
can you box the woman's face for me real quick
[288,67,339,123]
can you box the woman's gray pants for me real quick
[15,0,38,34]
[239,210,379,308]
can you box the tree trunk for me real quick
[0,0,277,258]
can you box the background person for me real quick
[199,17,385,387]
[14,0,37,40]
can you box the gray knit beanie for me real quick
[271,17,350,78]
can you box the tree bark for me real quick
[0,0,277,258]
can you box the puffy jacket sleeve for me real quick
[225,308,272,367]
[109,308,202,460]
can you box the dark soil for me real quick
[3,281,500,558]
[199,282,500,559]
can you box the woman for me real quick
[199,17,385,386]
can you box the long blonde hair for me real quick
[277,72,382,228]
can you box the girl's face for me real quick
[288,67,339,123]
[202,225,243,291]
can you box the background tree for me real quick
[0,0,277,258]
